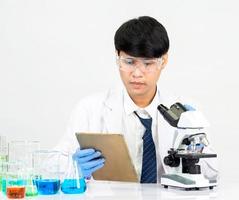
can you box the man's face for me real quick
[118,51,168,100]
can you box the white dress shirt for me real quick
[122,88,164,182]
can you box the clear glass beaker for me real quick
[33,150,61,195]
[61,153,86,194]
[8,140,27,165]
[6,140,40,196]
[8,140,40,167]
[4,161,26,199]
[26,141,40,168]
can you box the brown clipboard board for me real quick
[75,133,138,182]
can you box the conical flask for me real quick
[61,153,86,194]
[25,168,38,197]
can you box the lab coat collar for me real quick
[102,86,125,133]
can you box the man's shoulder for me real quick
[74,86,124,110]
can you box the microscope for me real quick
[158,103,217,190]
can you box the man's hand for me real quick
[73,148,105,179]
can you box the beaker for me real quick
[33,150,61,195]
[26,141,40,168]
[8,140,27,166]
[4,161,26,199]
[61,153,86,194]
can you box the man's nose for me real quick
[132,64,144,77]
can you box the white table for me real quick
[0,180,238,200]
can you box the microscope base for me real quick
[161,173,217,190]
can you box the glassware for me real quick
[33,150,61,195]
[0,135,8,192]
[25,169,38,197]
[0,161,8,193]
[6,140,40,196]
[8,140,27,165]
[61,153,86,194]
[4,161,26,199]
[27,141,40,168]
[0,135,8,161]
[25,141,40,196]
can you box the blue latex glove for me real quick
[184,104,196,111]
[73,148,105,179]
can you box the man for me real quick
[55,16,218,183]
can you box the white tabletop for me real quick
[0,180,238,200]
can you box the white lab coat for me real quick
[55,85,218,181]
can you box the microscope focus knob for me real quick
[164,155,180,167]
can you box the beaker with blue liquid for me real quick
[61,153,86,194]
[33,150,61,195]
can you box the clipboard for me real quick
[75,132,138,182]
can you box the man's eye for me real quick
[144,61,154,67]
[124,59,134,65]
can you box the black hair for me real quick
[114,16,169,58]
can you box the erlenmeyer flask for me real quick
[61,153,86,194]
[25,141,40,196]
[25,169,38,197]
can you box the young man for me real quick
[55,16,218,183]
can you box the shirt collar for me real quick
[123,87,160,119]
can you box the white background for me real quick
[0,0,239,182]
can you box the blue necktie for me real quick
[134,111,157,183]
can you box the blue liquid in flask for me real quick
[35,179,60,195]
[61,178,86,194]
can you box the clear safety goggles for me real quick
[116,55,163,73]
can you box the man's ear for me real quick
[161,53,168,69]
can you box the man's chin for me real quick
[128,88,147,97]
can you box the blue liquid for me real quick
[61,179,86,194]
[35,179,60,195]
[1,178,6,194]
